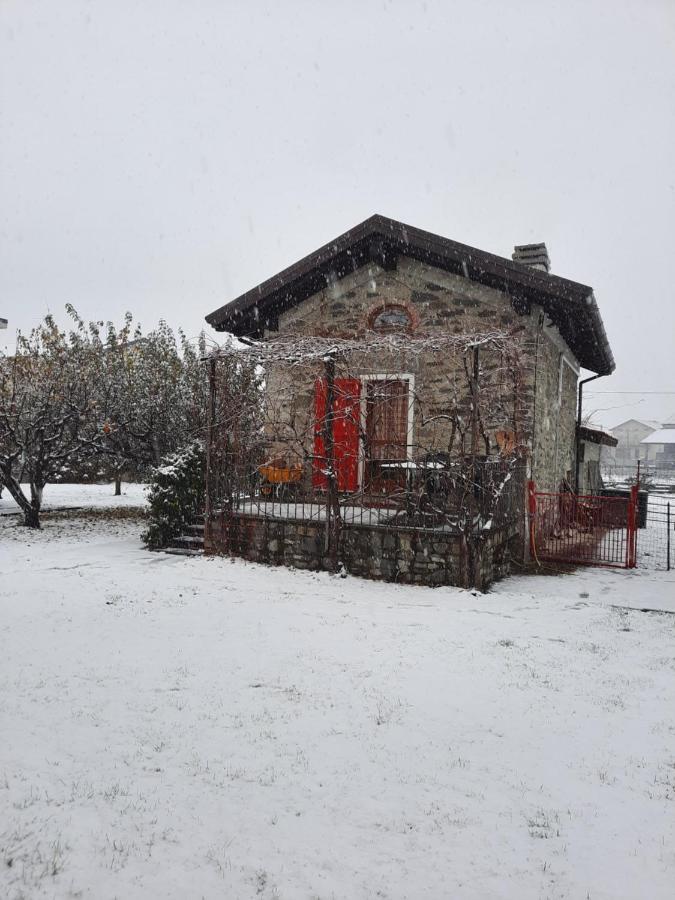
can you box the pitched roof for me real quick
[206,214,615,375]
[641,426,675,445]
[611,419,661,432]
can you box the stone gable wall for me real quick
[530,324,579,491]
[263,255,578,492]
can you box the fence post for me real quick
[627,484,638,568]
[527,480,537,560]
[204,356,217,552]
[668,502,671,572]
[322,355,342,572]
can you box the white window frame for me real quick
[357,373,415,488]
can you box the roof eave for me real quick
[206,215,615,375]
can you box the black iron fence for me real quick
[636,493,673,571]
[598,464,674,571]
[214,455,526,537]
[601,463,675,492]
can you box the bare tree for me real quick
[0,310,117,526]
[0,308,219,526]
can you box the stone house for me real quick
[207,215,614,490]
[204,215,614,586]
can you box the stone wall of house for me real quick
[262,255,579,489]
[205,513,521,589]
[529,324,579,492]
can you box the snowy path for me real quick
[1,516,674,899]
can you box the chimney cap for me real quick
[512,243,551,273]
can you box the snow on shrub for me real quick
[142,441,205,549]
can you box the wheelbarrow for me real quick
[258,462,303,500]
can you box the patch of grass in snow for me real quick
[610,606,634,632]
[597,693,627,712]
[526,808,561,839]
[497,638,515,647]
[205,841,233,877]
[101,835,134,871]
[368,690,406,726]
[2,830,69,894]
[648,763,675,801]
[597,768,618,786]
[69,781,96,802]
[257,765,278,786]
[102,782,129,802]
[424,801,471,832]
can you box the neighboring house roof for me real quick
[609,418,661,432]
[578,425,618,447]
[641,426,675,445]
[206,214,615,375]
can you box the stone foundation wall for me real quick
[206,514,522,589]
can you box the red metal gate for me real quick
[528,482,638,569]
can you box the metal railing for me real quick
[529,484,637,569]
[213,457,526,537]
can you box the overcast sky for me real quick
[1,0,674,427]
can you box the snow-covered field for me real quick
[1,508,674,899]
[0,482,147,516]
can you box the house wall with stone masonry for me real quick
[529,317,579,492]
[260,255,579,492]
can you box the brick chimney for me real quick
[512,243,551,273]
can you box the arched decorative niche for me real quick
[368,303,415,333]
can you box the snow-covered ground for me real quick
[1,512,674,899]
[0,482,147,516]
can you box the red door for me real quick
[312,378,361,492]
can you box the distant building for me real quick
[641,414,675,467]
[609,418,661,466]
[0,317,6,330]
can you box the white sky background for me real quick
[1,0,673,428]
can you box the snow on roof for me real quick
[641,427,675,445]
[578,425,618,447]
